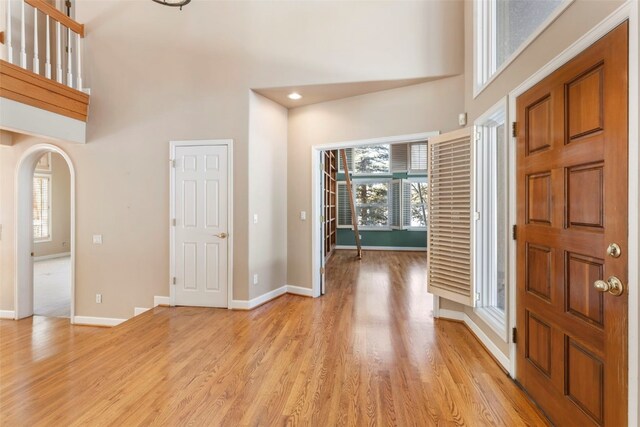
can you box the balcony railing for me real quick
[3,0,84,90]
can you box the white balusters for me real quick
[76,34,82,90]
[45,16,51,79]
[7,0,13,63]
[56,22,62,83]
[33,8,39,74]
[20,0,26,68]
[66,27,72,87]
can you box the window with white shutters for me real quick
[427,128,475,307]
[33,174,51,241]
[390,180,402,228]
[337,182,352,227]
[391,144,408,172]
[409,142,428,173]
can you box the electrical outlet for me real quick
[96,294,102,304]
[253,274,259,285]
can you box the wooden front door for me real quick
[516,22,628,426]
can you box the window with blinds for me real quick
[427,128,475,307]
[33,174,51,241]
[391,144,408,172]
[337,182,352,226]
[409,142,428,173]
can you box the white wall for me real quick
[248,92,288,300]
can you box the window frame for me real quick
[351,178,392,230]
[473,98,509,341]
[404,177,428,231]
[33,173,52,243]
[473,0,574,98]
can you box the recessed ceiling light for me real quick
[288,92,302,100]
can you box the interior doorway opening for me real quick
[32,152,72,318]
[15,144,75,322]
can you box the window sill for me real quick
[34,237,52,243]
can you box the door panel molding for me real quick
[169,139,234,309]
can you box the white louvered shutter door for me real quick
[337,182,352,227]
[427,127,475,307]
[402,181,412,228]
[391,144,408,172]
[390,180,401,228]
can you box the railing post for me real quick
[76,33,82,90]
[33,7,39,74]
[66,27,72,87]
[45,16,51,78]
[56,22,62,83]
[6,0,13,63]
[20,0,26,68]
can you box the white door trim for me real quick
[310,131,439,298]
[506,3,639,424]
[14,143,76,322]
[169,139,234,308]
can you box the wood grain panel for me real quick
[566,163,604,229]
[526,172,552,225]
[526,311,552,376]
[0,59,89,122]
[565,252,604,326]
[526,244,552,300]
[526,95,552,155]
[567,66,603,141]
[0,251,550,426]
[566,338,604,424]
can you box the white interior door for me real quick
[174,145,228,307]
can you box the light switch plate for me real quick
[253,274,259,285]
[300,211,306,220]
[253,214,258,224]
[93,235,103,244]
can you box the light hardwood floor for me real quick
[0,250,548,426]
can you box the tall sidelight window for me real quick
[33,174,51,241]
[475,0,570,94]
[474,99,508,337]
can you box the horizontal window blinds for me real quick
[391,144,408,172]
[33,175,51,240]
[338,148,353,173]
[390,180,401,227]
[337,182,352,226]
[427,128,475,307]
[410,142,428,172]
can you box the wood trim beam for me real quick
[0,59,89,122]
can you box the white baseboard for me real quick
[286,285,314,297]
[0,310,16,319]
[34,252,71,261]
[154,296,171,307]
[335,245,427,252]
[134,307,151,316]
[231,286,287,310]
[73,316,125,327]
[437,309,510,371]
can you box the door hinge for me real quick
[170,159,176,168]
[172,277,176,285]
[172,218,176,226]
[320,215,325,223]
[511,122,518,138]
[476,292,481,302]
[512,327,518,343]
[320,267,325,274]
[512,224,517,240]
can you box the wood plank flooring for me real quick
[0,250,549,426]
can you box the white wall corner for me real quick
[134,307,151,316]
[286,285,314,297]
[72,316,125,327]
[0,310,16,319]
[154,296,171,307]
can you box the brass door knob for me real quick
[213,232,228,239]
[594,276,624,296]
[606,243,621,258]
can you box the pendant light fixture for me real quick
[151,0,191,10]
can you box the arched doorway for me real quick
[14,144,76,321]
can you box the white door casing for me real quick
[173,144,229,307]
